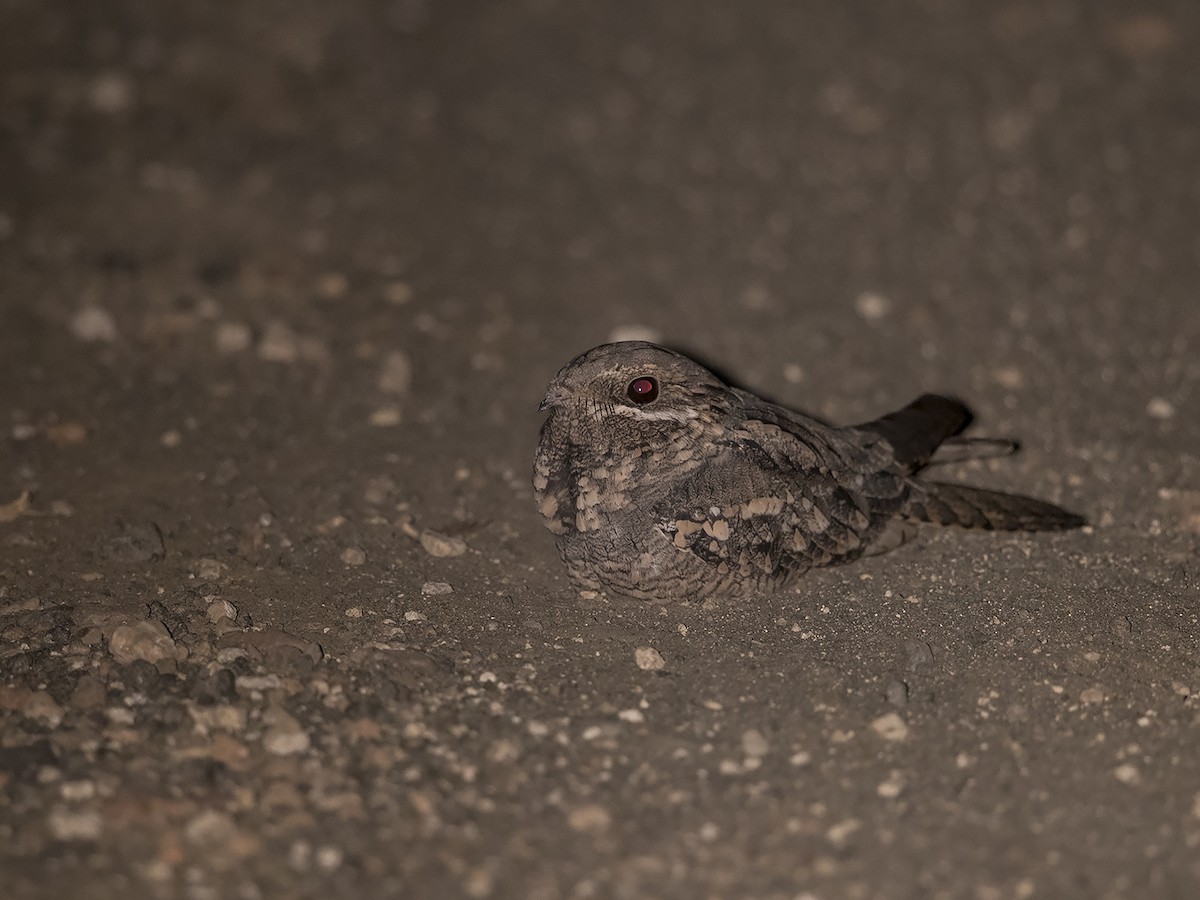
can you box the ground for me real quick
[1,1,1198,898]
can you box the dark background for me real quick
[1,1,1198,898]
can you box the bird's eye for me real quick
[627,376,659,404]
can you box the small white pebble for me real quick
[789,750,812,767]
[1146,397,1175,420]
[617,708,645,724]
[340,547,366,566]
[159,429,182,448]
[1114,763,1140,785]
[871,712,909,741]
[741,729,769,758]
[877,771,905,798]
[855,291,891,321]
[420,530,467,557]
[369,406,402,426]
[421,581,453,596]
[403,610,427,623]
[344,607,363,618]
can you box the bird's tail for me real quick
[902,480,1086,532]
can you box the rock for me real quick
[369,406,403,426]
[0,491,31,523]
[48,808,103,841]
[89,72,134,113]
[378,350,413,395]
[741,729,769,758]
[341,547,367,566]
[871,712,909,742]
[216,629,322,664]
[207,599,238,623]
[214,322,252,354]
[262,708,311,756]
[101,523,165,563]
[885,679,909,706]
[45,422,90,446]
[0,686,64,727]
[185,810,238,848]
[189,704,247,734]
[421,581,453,596]
[258,320,301,362]
[905,640,934,672]
[123,658,162,692]
[69,306,118,342]
[854,291,890,321]
[420,530,467,557]
[635,646,666,671]
[567,804,612,833]
[109,620,178,665]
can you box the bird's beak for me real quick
[539,383,571,413]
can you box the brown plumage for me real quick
[533,342,1084,601]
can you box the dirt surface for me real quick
[1,1,1198,898]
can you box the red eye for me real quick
[627,376,659,404]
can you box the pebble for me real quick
[185,810,238,847]
[69,306,118,342]
[871,712,910,742]
[382,281,413,305]
[741,729,769,758]
[159,429,182,448]
[258,321,301,362]
[315,845,345,872]
[0,686,64,727]
[420,530,467,557]
[207,600,238,623]
[109,620,178,665]
[341,547,367,566]
[1080,686,1105,704]
[854,291,891,321]
[1146,397,1175,420]
[368,404,402,427]
[905,640,934,672]
[89,72,134,113]
[617,709,645,724]
[262,709,311,756]
[378,350,413,395]
[877,771,905,798]
[214,322,252,354]
[421,581,453,595]
[48,808,103,841]
[885,680,909,706]
[316,272,349,300]
[403,610,427,622]
[567,804,612,833]
[634,646,665,671]
[1114,763,1140,785]
[345,607,363,618]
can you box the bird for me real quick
[532,341,1085,602]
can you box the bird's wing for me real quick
[653,410,909,577]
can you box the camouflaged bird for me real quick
[533,342,1084,602]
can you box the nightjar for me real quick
[533,341,1084,602]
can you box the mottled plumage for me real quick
[533,342,1084,601]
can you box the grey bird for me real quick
[533,342,1085,602]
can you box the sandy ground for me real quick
[1,1,1198,898]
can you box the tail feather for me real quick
[857,394,971,472]
[904,480,1086,532]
